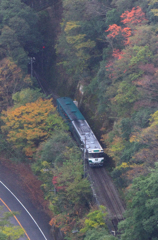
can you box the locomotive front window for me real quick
[88,152,104,158]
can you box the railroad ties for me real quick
[87,164,125,235]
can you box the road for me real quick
[0,162,53,240]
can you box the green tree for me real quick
[12,88,46,108]
[56,0,110,95]
[148,0,158,16]
[112,0,149,14]
[0,232,6,240]
[130,110,158,169]
[49,147,91,236]
[53,148,91,206]
[0,0,42,71]
[0,0,41,53]
[35,130,74,166]
[31,130,74,194]
[80,206,107,233]
[83,228,115,240]
[0,26,28,71]
[56,20,96,82]
[119,163,158,240]
[0,207,24,240]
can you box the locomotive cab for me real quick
[87,149,104,167]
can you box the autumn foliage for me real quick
[1,98,64,157]
[52,175,65,191]
[106,7,147,50]
[48,148,91,237]
[0,58,32,111]
[121,6,147,26]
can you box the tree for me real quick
[80,206,107,233]
[105,7,147,48]
[52,148,91,206]
[0,58,32,111]
[119,163,158,240]
[56,20,96,78]
[121,6,147,27]
[83,228,115,240]
[112,0,149,14]
[1,98,65,157]
[100,10,158,191]
[0,0,41,53]
[0,232,6,240]
[0,0,42,72]
[79,206,116,240]
[49,147,91,236]
[35,130,75,166]
[12,88,46,108]
[0,26,28,71]
[105,25,157,116]
[148,0,158,16]
[55,0,109,95]
[130,110,158,168]
[31,130,74,194]
[0,207,24,240]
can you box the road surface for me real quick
[0,162,53,240]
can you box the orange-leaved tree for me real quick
[1,98,65,157]
[120,6,147,27]
[105,6,147,49]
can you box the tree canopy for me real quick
[0,58,32,111]
[1,98,65,157]
[1,0,158,239]
[0,207,24,240]
[119,163,158,240]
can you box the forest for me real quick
[1,0,158,239]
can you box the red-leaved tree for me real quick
[105,6,147,49]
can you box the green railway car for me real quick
[57,97,104,166]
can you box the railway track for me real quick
[87,166,125,233]
[34,71,125,233]
[89,167,125,218]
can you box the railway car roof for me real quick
[72,120,102,150]
[57,97,85,121]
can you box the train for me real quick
[56,97,104,167]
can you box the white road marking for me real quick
[0,181,48,240]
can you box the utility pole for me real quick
[84,136,86,178]
[30,57,35,78]
[30,57,33,78]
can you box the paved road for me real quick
[0,163,53,240]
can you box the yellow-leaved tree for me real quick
[56,20,96,76]
[148,0,158,16]
[1,98,66,157]
[0,207,24,240]
[0,58,32,111]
